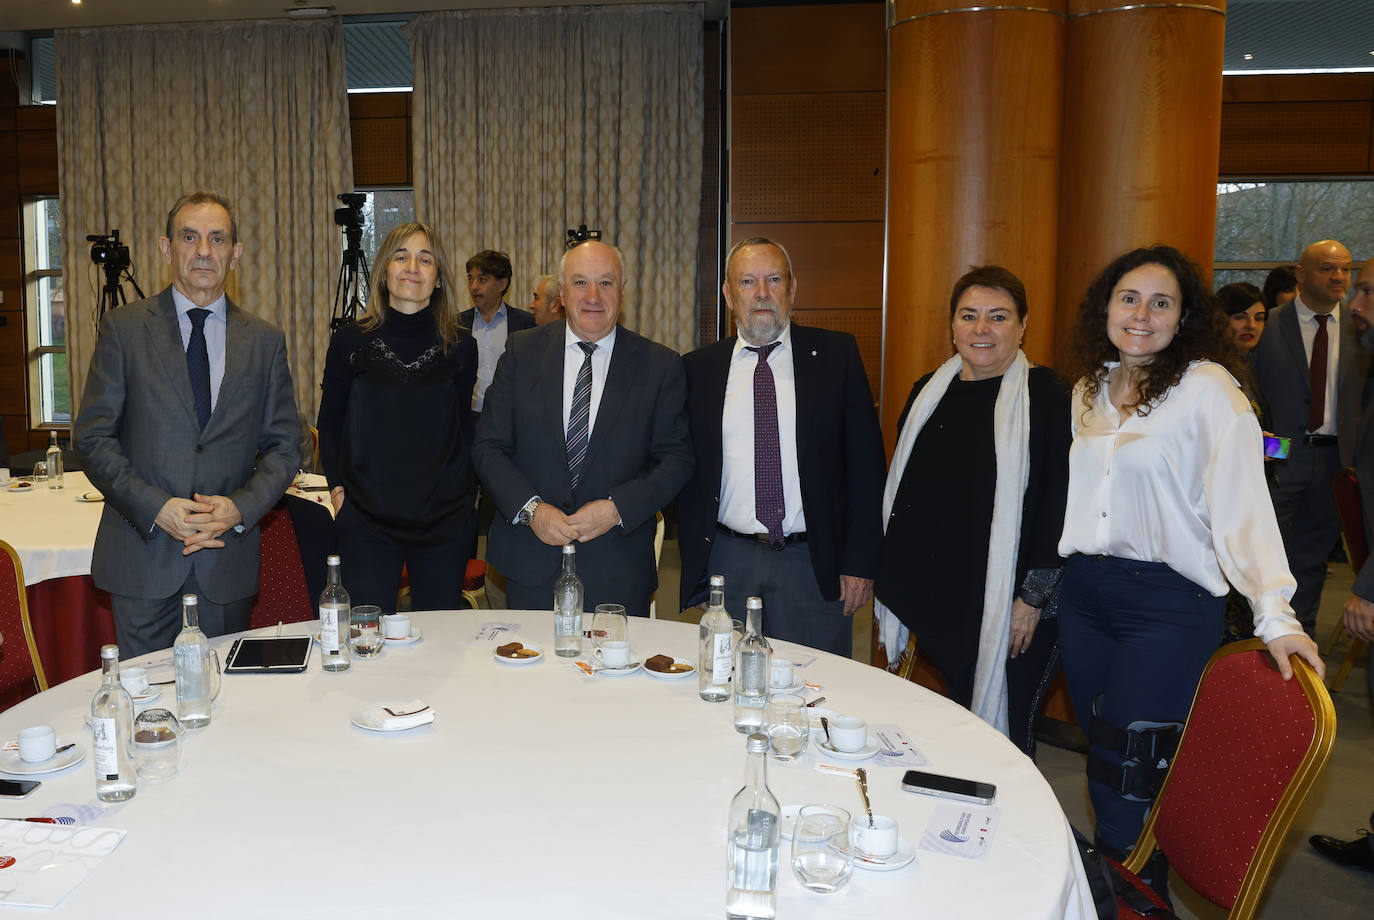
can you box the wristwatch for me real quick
[516,496,543,526]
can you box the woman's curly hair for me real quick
[1067,245,1241,417]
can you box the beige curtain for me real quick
[55,19,353,421]
[406,4,703,354]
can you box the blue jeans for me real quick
[1057,554,1222,852]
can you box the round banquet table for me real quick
[0,610,1094,918]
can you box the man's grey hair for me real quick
[535,273,559,294]
[165,191,238,244]
[559,240,627,287]
[724,237,794,284]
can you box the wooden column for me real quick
[883,0,1067,450]
[1054,0,1227,369]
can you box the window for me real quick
[357,189,416,267]
[343,21,413,93]
[24,198,67,425]
[1213,180,1374,289]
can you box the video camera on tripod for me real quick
[330,192,370,330]
[87,229,144,319]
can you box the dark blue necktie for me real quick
[566,341,597,489]
[186,308,212,430]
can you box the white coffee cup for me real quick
[850,814,899,858]
[770,658,795,689]
[594,640,631,669]
[382,613,411,639]
[17,725,56,763]
[120,667,150,697]
[828,716,868,753]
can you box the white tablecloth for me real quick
[0,472,101,586]
[0,611,1094,918]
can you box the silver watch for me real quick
[516,496,543,526]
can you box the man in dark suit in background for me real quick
[74,192,299,656]
[460,250,535,422]
[473,240,692,615]
[676,238,885,656]
[1251,238,1371,637]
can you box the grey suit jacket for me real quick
[73,287,300,603]
[472,320,692,605]
[1249,299,1370,468]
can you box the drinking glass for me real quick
[791,804,854,893]
[31,463,47,483]
[766,694,808,761]
[133,708,182,781]
[350,605,385,658]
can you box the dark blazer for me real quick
[1250,300,1371,468]
[1355,407,1374,600]
[676,325,886,610]
[459,303,535,335]
[472,320,693,610]
[73,286,300,602]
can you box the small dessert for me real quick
[496,642,539,658]
[645,654,691,673]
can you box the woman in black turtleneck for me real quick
[317,221,478,611]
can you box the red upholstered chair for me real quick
[0,540,49,711]
[1115,639,1335,920]
[1324,467,1369,690]
[463,559,487,610]
[249,504,315,629]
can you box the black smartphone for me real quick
[900,770,996,805]
[0,779,41,799]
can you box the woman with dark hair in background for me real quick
[875,265,1070,757]
[317,221,478,611]
[1057,246,1323,896]
[1216,280,1270,425]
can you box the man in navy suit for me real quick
[676,238,885,655]
[460,249,535,421]
[74,192,299,655]
[473,240,692,615]
[1250,238,1371,637]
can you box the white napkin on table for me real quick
[370,700,435,730]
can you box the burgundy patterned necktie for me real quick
[747,343,784,548]
[1307,313,1329,433]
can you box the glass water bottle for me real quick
[553,544,584,657]
[174,594,213,728]
[725,732,780,919]
[733,598,771,733]
[699,574,733,702]
[319,555,351,672]
[46,431,63,489]
[90,645,136,802]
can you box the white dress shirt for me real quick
[1057,361,1303,644]
[562,325,617,438]
[719,325,807,535]
[171,287,227,412]
[472,302,512,412]
[1292,294,1340,435]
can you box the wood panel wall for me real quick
[728,3,887,400]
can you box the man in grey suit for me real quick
[473,240,692,616]
[74,192,300,656]
[1250,238,1371,636]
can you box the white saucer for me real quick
[5,481,35,493]
[816,736,881,761]
[0,743,85,775]
[853,836,917,872]
[349,704,434,733]
[130,686,163,706]
[78,491,104,502]
[591,659,641,677]
[806,708,838,736]
[769,681,806,695]
[643,658,694,681]
[384,627,423,646]
[493,643,543,665]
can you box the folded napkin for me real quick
[371,700,435,730]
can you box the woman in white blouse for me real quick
[1056,246,1323,884]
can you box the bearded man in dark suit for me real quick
[676,237,886,656]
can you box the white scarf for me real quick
[874,351,1031,736]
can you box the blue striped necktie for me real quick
[186,308,212,430]
[566,341,597,489]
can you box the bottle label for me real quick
[711,632,733,684]
[92,717,119,779]
[319,606,341,653]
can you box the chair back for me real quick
[1131,639,1335,920]
[249,504,315,629]
[0,541,48,710]
[1330,467,1368,573]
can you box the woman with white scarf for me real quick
[874,266,1071,757]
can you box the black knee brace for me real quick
[1087,700,1183,803]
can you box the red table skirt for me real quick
[26,576,119,687]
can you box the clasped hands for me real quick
[155,493,242,555]
[531,499,620,546]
